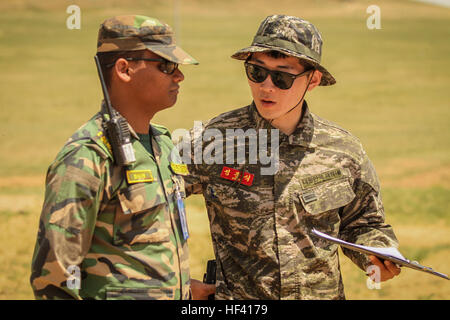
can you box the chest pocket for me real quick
[117,182,166,214]
[298,178,356,215]
[114,182,170,245]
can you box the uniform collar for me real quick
[249,100,315,147]
[99,101,166,159]
[100,101,169,141]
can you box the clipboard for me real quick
[312,229,449,280]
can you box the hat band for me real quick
[252,35,321,63]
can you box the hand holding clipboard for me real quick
[312,229,449,280]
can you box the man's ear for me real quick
[307,70,323,91]
[113,58,132,83]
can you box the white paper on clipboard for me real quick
[312,229,449,280]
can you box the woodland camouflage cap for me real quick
[97,15,198,65]
[232,15,335,86]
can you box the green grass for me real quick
[0,0,449,299]
[383,187,450,224]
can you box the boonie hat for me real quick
[232,15,335,86]
[97,15,198,65]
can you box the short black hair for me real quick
[96,50,147,88]
[254,50,314,70]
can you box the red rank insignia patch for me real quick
[220,166,254,186]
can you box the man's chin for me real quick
[255,105,281,122]
[148,100,177,116]
[163,97,178,109]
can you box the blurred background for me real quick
[0,0,449,299]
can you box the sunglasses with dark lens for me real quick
[244,62,313,90]
[105,57,179,74]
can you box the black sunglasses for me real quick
[105,57,179,74]
[245,62,313,90]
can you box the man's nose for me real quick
[260,74,276,92]
[173,68,184,82]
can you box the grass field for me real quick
[0,0,449,300]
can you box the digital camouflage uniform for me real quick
[181,15,398,300]
[30,15,197,300]
[183,102,398,300]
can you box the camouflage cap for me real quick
[97,15,198,65]
[232,15,335,86]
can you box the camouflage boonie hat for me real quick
[232,15,335,86]
[97,15,198,65]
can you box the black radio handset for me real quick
[94,55,136,166]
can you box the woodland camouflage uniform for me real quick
[30,15,197,300]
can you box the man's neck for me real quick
[270,101,304,136]
[118,107,153,134]
[109,93,154,134]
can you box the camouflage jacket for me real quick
[30,105,190,300]
[181,102,398,300]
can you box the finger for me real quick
[384,260,401,276]
[378,264,396,281]
[368,256,394,281]
[369,256,385,269]
[367,257,383,281]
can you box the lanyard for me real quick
[174,183,189,240]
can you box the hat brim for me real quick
[146,44,199,65]
[232,46,335,86]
